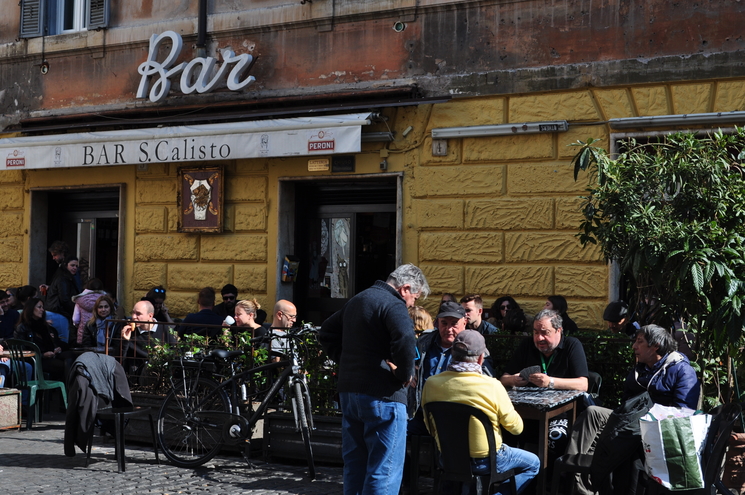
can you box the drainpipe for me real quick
[196,0,207,58]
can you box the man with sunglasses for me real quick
[214,284,238,320]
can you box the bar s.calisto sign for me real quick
[0,114,371,170]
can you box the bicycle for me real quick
[156,325,317,479]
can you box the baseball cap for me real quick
[452,330,486,356]
[436,301,466,319]
[603,301,629,323]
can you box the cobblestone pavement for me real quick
[0,412,345,495]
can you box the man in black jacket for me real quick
[320,263,429,495]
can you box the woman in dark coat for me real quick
[46,256,81,319]
[14,298,69,381]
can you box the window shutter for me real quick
[19,0,44,38]
[87,0,109,30]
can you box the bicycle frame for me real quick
[169,335,313,443]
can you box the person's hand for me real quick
[0,357,8,363]
[161,303,169,314]
[511,373,529,387]
[44,351,55,358]
[121,322,135,341]
[39,284,49,295]
[529,373,551,388]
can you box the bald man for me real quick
[116,300,176,371]
[264,299,297,358]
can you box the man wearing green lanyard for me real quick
[499,309,589,459]
[500,308,589,391]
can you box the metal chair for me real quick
[5,338,67,430]
[636,402,741,495]
[423,401,517,495]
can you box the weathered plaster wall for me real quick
[1,0,745,127]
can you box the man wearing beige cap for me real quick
[422,330,539,494]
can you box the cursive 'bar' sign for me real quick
[136,31,256,103]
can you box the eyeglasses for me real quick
[283,313,297,320]
[153,288,165,294]
[501,304,511,310]
[223,296,236,301]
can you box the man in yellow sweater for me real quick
[422,330,540,494]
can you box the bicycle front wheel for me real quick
[157,376,230,468]
[293,380,316,480]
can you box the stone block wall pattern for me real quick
[129,164,270,317]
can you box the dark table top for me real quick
[508,387,585,412]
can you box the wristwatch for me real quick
[548,377,555,389]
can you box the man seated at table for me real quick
[114,300,177,373]
[409,301,496,436]
[500,309,589,456]
[564,324,700,495]
[422,330,540,494]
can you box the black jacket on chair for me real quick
[64,352,132,456]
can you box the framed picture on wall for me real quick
[178,165,224,233]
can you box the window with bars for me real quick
[20,0,109,38]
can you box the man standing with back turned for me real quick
[320,264,429,495]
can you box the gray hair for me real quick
[534,309,563,330]
[387,264,430,299]
[636,324,677,356]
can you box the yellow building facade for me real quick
[2,78,740,328]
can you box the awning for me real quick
[0,112,372,170]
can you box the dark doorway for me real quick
[41,188,120,300]
[293,178,398,325]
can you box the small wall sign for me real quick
[178,165,224,233]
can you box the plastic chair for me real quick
[423,401,517,495]
[636,402,741,495]
[587,371,602,397]
[86,406,160,473]
[5,338,68,430]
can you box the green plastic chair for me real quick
[5,338,68,430]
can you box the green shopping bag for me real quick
[640,405,711,491]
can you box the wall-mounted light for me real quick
[609,111,745,129]
[40,60,50,75]
[431,120,568,139]
[393,21,406,32]
[361,132,394,142]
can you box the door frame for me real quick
[276,173,403,303]
[28,183,126,300]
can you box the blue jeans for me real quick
[471,444,540,495]
[340,392,407,495]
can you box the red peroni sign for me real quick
[309,141,335,151]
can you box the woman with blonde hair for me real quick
[408,305,434,337]
[233,298,264,336]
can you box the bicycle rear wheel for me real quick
[293,380,316,480]
[157,376,230,468]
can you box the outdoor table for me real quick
[508,387,585,495]
[0,350,35,358]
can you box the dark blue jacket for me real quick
[319,280,416,405]
[622,352,700,409]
